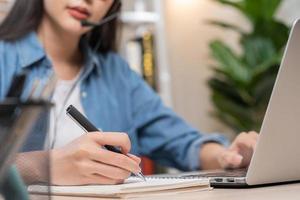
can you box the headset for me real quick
[81,0,121,28]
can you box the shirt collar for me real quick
[16,32,46,69]
[16,32,102,76]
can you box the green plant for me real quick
[208,0,290,133]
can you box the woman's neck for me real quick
[37,17,83,80]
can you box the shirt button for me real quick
[81,92,87,98]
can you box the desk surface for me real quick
[31,183,300,200]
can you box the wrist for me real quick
[50,148,66,185]
[16,151,49,184]
[200,142,226,170]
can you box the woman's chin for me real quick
[62,21,90,37]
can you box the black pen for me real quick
[66,105,146,181]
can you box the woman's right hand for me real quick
[51,132,141,185]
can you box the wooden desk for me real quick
[31,183,300,200]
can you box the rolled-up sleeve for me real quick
[126,64,229,171]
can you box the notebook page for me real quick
[28,177,209,197]
[123,186,212,199]
[119,177,209,193]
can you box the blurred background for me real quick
[119,0,299,139]
[0,0,299,174]
[119,0,299,138]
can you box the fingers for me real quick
[82,173,124,185]
[127,153,142,164]
[89,148,141,174]
[223,131,259,169]
[230,131,258,151]
[89,132,132,154]
[52,132,142,186]
[247,131,259,141]
[86,132,141,173]
[84,160,132,180]
[218,150,243,169]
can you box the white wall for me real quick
[163,0,299,138]
[277,0,300,25]
[163,0,245,138]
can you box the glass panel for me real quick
[0,100,52,200]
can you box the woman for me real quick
[0,0,258,185]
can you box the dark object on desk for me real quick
[0,99,53,200]
[6,72,27,98]
[66,105,146,181]
[0,99,53,180]
[0,73,55,199]
[0,166,29,200]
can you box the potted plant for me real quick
[208,0,290,133]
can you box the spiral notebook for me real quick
[28,176,211,199]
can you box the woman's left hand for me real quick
[217,131,259,169]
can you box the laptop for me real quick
[158,19,300,187]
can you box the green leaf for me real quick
[251,21,289,50]
[212,111,249,132]
[214,0,244,12]
[253,73,277,104]
[252,55,281,78]
[206,20,246,34]
[208,75,255,106]
[207,0,290,133]
[212,91,255,130]
[260,0,282,20]
[243,0,282,22]
[215,0,282,22]
[241,36,276,68]
[208,77,246,105]
[210,41,251,85]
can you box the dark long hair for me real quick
[0,0,121,53]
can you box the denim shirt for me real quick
[0,32,229,171]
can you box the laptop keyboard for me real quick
[180,168,247,178]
